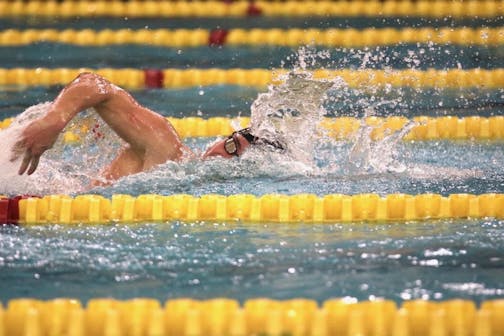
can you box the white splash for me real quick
[249,71,340,166]
[0,102,55,194]
[347,119,417,173]
[0,103,122,195]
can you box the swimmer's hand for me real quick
[10,115,64,175]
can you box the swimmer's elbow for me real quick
[75,72,108,84]
[72,72,115,97]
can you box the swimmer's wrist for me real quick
[42,113,67,133]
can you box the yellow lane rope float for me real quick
[1,27,503,47]
[0,298,502,336]
[0,193,502,224]
[2,116,504,141]
[1,0,503,18]
[1,68,504,89]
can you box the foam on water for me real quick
[249,71,337,166]
[0,102,123,195]
[0,102,62,194]
[346,119,416,173]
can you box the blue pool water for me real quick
[2,17,502,30]
[0,14,503,306]
[1,219,503,304]
[1,44,503,69]
[1,85,503,120]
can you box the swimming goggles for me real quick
[223,128,285,156]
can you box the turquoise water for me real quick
[1,44,503,69]
[1,12,503,306]
[0,86,503,304]
[1,219,503,303]
[2,17,502,30]
[1,86,503,120]
[1,76,504,306]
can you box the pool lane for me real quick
[0,219,502,303]
[0,43,503,70]
[2,16,503,30]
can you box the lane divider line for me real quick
[1,0,502,19]
[0,193,502,224]
[3,116,504,141]
[0,27,503,47]
[0,298,502,336]
[1,68,503,88]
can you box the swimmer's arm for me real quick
[12,72,186,175]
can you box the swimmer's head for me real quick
[202,128,285,159]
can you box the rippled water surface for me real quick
[1,219,503,303]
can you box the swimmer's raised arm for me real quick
[11,72,189,177]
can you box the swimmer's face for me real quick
[202,133,252,159]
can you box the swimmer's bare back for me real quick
[10,72,191,183]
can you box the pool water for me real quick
[1,219,503,304]
[0,85,503,304]
[1,44,503,69]
[0,14,503,307]
[1,81,503,197]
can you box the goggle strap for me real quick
[237,128,258,144]
[234,128,286,153]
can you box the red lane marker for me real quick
[0,198,9,223]
[0,196,41,225]
[8,196,27,224]
[247,2,262,16]
[144,69,164,89]
[209,29,229,46]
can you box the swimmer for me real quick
[10,72,283,184]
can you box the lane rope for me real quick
[0,193,502,224]
[1,0,502,18]
[2,116,504,141]
[1,68,504,89]
[1,27,503,47]
[0,298,502,336]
